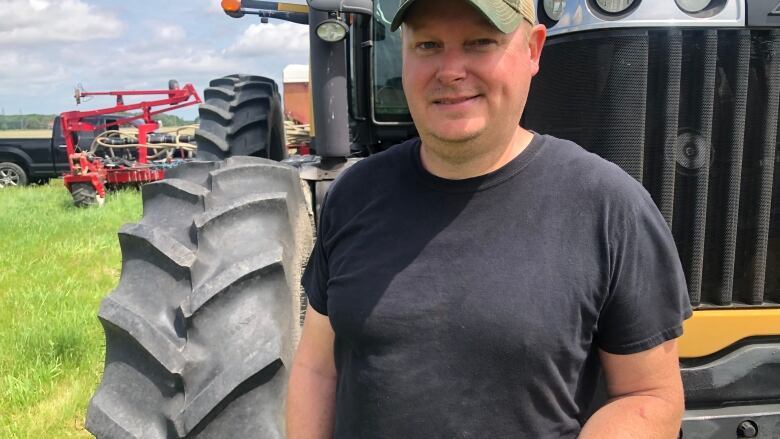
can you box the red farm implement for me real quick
[60,81,201,206]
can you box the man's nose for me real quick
[435,48,468,85]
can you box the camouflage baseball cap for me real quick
[390,0,536,34]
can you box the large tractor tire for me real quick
[195,74,287,162]
[86,157,314,438]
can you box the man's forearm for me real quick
[579,394,683,439]
[285,363,337,439]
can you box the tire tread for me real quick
[195,74,285,161]
[87,159,314,438]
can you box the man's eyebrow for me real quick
[404,30,440,42]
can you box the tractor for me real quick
[86,0,780,438]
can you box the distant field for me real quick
[0,181,142,438]
[0,130,51,139]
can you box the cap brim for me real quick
[390,0,416,32]
[390,0,524,34]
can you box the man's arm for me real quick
[579,339,685,439]
[286,308,337,439]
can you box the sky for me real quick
[0,0,310,120]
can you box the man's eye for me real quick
[417,42,439,50]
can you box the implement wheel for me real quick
[86,157,313,438]
[70,183,103,208]
[195,74,287,162]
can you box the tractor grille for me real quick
[525,28,780,308]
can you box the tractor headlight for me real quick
[543,0,566,21]
[316,19,348,43]
[675,0,711,13]
[594,0,635,13]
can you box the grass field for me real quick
[0,181,141,438]
[0,130,51,139]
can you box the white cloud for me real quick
[93,45,245,82]
[226,22,309,57]
[0,1,310,116]
[0,51,67,90]
[28,0,49,11]
[156,24,186,43]
[0,0,123,45]
[93,20,310,84]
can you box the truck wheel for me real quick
[195,74,287,162]
[0,162,27,187]
[86,157,314,438]
[71,183,103,208]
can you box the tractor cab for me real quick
[221,0,416,157]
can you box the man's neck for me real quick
[419,127,534,180]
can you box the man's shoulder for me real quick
[536,134,653,210]
[537,134,624,181]
[322,137,417,207]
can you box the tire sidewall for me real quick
[0,162,28,187]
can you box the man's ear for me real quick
[528,24,547,76]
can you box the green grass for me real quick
[0,181,141,438]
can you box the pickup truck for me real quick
[0,115,127,187]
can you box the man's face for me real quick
[401,0,545,149]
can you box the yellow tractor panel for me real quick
[679,309,780,358]
[278,2,309,13]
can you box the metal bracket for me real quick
[307,0,372,15]
[682,404,780,438]
[290,156,361,182]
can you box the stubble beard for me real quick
[422,127,486,165]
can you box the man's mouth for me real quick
[433,95,480,105]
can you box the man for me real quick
[287,0,692,437]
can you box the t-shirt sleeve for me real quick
[596,183,693,355]
[301,195,331,316]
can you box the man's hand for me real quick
[285,308,337,439]
[579,340,685,438]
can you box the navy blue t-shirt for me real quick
[302,134,692,438]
